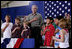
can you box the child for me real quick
[21,21,31,38]
[41,23,46,36]
[41,23,46,45]
[11,17,21,38]
[43,17,55,47]
[1,15,13,38]
[53,16,63,48]
[52,18,69,48]
[21,16,27,25]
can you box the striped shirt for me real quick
[26,13,43,27]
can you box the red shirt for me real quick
[44,24,55,46]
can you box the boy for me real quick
[1,15,13,38]
[43,17,55,47]
[11,17,21,38]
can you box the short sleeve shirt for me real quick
[1,22,13,38]
[26,13,43,27]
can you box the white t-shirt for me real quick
[1,22,13,38]
[59,30,69,48]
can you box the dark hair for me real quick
[55,16,64,20]
[15,17,20,21]
[46,17,54,23]
[5,15,11,22]
[46,17,53,20]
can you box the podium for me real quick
[20,38,35,48]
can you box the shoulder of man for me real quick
[37,13,42,16]
[36,13,43,19]
[28,13,33,16]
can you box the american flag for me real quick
[1,38,35,48]
[44,1,71,18]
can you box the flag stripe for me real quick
[7,38,18,48]
[13,38,24,48]
[1,38,11,48]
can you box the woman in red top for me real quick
[43,17,55,47]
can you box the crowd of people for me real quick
[1,5,71,48]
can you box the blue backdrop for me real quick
[1,1,44,24]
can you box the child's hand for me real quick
[55,29,59,34]
[21,33,23,36]
[15,27,20,30]
[52,36,56,40]
[21,29,28,36]
[25,29,28,31]
[50,42,53,47]
[27,36,29,38]
[22,29,28,33]
[41,30,43,35]
[50,37,53,47]
[41,30,45,35]
[6,23,9,27]
[45,29,50,32]
[42,32,45,35]
[23,29,28,32]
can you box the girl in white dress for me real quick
[52,18,69,48]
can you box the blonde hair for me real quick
[23,21,29,25]
[59,18,67,29]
